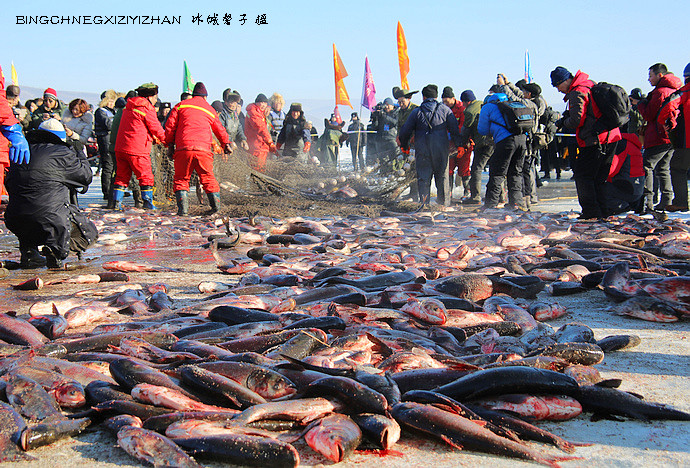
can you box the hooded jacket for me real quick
[114,96,165,156]
[5,130,93,257]
[561,70,621,147]
[477,93,512,143]
[638,74,683,148]
[245,103,274,154]
[164,96,230,152]
[399,98,461,156]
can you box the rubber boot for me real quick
[140,186,155,210]
[111,186,125,210]
[20,247,46,269]
[175,190,189,216]
[207,192,221,214]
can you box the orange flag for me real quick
[333,43,352,108]
[397,21,410,90]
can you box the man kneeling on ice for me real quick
[4,119,98,268]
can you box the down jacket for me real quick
[164,96,230,152]
[114,97,165,156]
[638,74,683,148]
[245,103,274,154]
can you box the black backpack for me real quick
[654,89,686,148]
[591,82,631,134]
[496,100,535,135]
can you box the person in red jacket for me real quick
[0,65,30,185]
[442,86,468,199]
[244,94,276,171]
[658,63,690,212]
[164,82,231,216]
[637,63,683,212]
[551,66,621,219]
[112,83,165,210]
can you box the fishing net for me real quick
[150,144,418,218]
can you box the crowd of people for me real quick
[1,60,689,268]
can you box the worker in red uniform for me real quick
[245,94,276,171]
[164,82,231,216]
[0,66,30,187]
[112,83,165,210]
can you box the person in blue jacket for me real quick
[399,84,462,207]
[477,92,527,209]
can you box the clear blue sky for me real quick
[3,0,689,116]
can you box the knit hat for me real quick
[629,88,646,101]
[460,90,476,102]
[192,82,208,97]
[684,63,690,78]
[442,86,454,99]
[523,83,542,97]
[39,118,67,142]
[255,93,268,104]
[383,97,396,107]
[422,84,438,99]
[550,66,572,87]
[115,97,127,109]
[289,103,303,113]
[43,88,58,100]
[136,83,159,97]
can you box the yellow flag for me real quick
[11,62,18,86]
[397,22,410,90]
[333,44,352,108]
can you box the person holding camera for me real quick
[29,88,65,130]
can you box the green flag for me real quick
[182,61,194,94]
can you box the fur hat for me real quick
[136,83,159,97]
[289,103,303,113]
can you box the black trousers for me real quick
[573,143,616,218]
[484,134,526,208]
[643,143,674,208]
[416,149,450,206]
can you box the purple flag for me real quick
[361,56,377,110]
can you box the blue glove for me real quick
[1,124,30,164]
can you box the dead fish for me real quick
[476,394,583,420]
[117,425,202,468]
[131,383,238,413]
[608,296,682,322]
[577,385,690,421]
[4,374,62,421]
[12,277,43,290]
[0,402,35,462]
[180,365,267,409]
[20,417,91,450]
[302,376,389,414]
[172,434,300,468]
[103,260,181,272]
[232,398,341,426]
[27,306,69,339]
[0,313,48,347]
[352,413,400,450]
[304,414,362,462]
[391,402,577,467]
[547,281,586,296]
[527,343,605,366]
[194,361,297,400]
[103,414,143,434]
[596,335,642,352]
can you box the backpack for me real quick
[655,89,685,148]
[496,100,535,135]
[590,82,631,133]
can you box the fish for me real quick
[131,383,238,413]
[302,375,388,414]
[20,417,91,450]
[27,306,69,339]
[232,398,341,425]
[577,385,690,421]
[103,414,143,434]
[476,394,583,420]
[391,402,577,467]
[352,413,401,450]
[434,367,580,401]
[8,366,86,408]
[304,414,362,462]
[102,260,181,272]
[608,296,682,322]
[179,365,267,409]
[172,435,300,468]
[194,361,297,399]
[596,334,642,352]
[117,425,202,468]
[0,402,35,462]
[4,373,63,421]
[0,313,48,347]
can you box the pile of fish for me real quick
[0,208,689,467]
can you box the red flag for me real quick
[333,43,352,108]
[397,22,410,90]
[333,105,343,124]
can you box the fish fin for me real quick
[439,435,463,450]
[52,304,60,316]
[365,333,394,357]
[624,391,645,400]
[595,379,622,388]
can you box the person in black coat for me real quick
[276,103,310,158]
[5,119,97,268]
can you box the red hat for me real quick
[44,88,58,100]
